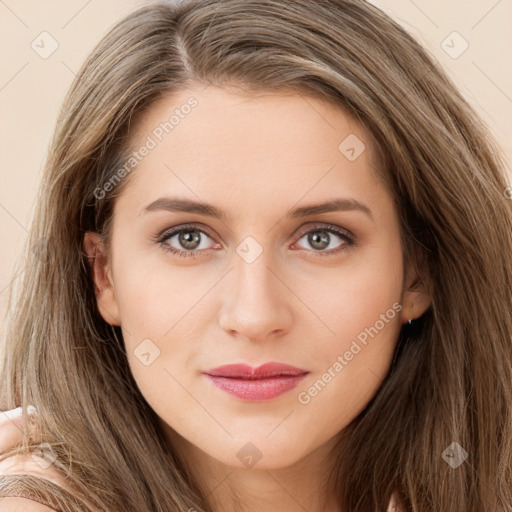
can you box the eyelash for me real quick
[155,223,355,259]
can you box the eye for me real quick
[157,225,218,258]
[155,222,355,259]
[292,223,354,256]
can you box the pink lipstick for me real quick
[203,362,309,401]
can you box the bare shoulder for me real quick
[0,496,57,511]
[387,492,404,512]
[0,453,67,488]
[0,455,65,511]
[0,408,67,490]
[0,454,104,512]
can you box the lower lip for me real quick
[205,374,308,401]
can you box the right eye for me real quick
[157,225,219,258]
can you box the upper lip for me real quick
[204,362,308,379]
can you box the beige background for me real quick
[1,0,511,331]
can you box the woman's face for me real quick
[85,84,429,471]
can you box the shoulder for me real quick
[0,496,57,511]
[0,453,67,488]
[0,454,101,512]
[387,492,404,512]
[0,453,70,510]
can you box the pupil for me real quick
[309,231,329,250]
[180,230,200,249]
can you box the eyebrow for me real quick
[142,197,373,221]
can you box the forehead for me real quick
[116,84,388,220]
[129,83,380,166]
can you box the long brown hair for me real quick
[1,1,511,510]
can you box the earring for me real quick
[408,302,414,325]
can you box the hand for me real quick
[0,406,40,454]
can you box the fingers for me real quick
[0,406,40,454]
[0,407,24,454]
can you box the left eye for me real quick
[294,226,352,254]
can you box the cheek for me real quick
[294,305,402,444]
[300,240,403,352]
[113,246,210,334]
[293,242,403,411]
[111,251,212,396]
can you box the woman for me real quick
[1,0,511,511]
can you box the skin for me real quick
[84,83,431,512]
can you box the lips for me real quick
[203,362,309,401]
[204,362,308,379]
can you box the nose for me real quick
[218,250,294,343]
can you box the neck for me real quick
[162,423,344,512]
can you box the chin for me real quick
[207,438,312,471]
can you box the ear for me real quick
[83,232,121,326]
[400,252,432,325]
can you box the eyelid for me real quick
[156,222,217,242]
[290,222,355,256]
[155,221,356,257]
[156,222,354,242]
[293,222,354,240]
